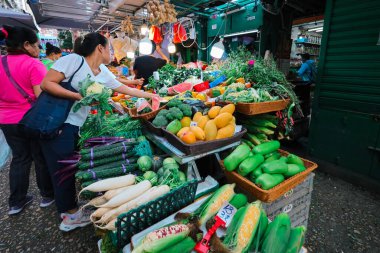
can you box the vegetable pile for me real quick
[224,140,306,190]
[147,64,201,91]
[129,185,306,253]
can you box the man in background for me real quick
[133,44,169,86]
[297,53,317,83]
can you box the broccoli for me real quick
[166,107,183,121]
[167,99,182,108]
[157,109,169,117]
[178,103,192,117]
[152,115,168,128]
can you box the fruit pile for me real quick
[175,104,237,144]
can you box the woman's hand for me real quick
[73,92,83,101]
[134,78,144,86]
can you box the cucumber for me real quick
[253,141,280,155]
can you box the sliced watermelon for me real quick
[151,96,160,111]
[167,82,193,95]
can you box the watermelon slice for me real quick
[167,82,193,95]
[151,96,160,111]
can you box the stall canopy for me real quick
[28,0,325,31]
[0,7,38,30]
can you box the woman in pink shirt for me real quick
[0,26,54,215]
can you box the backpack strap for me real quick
[1,56,35,104]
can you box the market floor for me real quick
[0,160,380,253]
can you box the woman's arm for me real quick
[40,69,82,101]
[156,45,170,62]
[33,86,42,97]
[113,85,157,99]
[116,77,144,87]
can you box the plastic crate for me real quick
[263,174,314,229]
[114,180,198,249]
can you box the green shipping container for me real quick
[309,0,380,180]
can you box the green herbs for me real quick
[147,64,201,91]
[222,87,278,104]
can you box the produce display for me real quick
[129,186,306,253]
[224,141,306,190]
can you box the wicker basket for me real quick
[125,105,167,121]
[222,149,318,202]
[114,180,198,248]
[220,99,290,115]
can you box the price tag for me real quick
[235,125,242,134]
[216,202,237,227]
[190,121,198,127]
[212,24,217,30]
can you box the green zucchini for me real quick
[261,160,288,174]
[237,154,265,176]
[284,164,306,178]
[253,141,280,155]
[286,154,304,166]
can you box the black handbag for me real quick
[19,57,84,139]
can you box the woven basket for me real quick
[125,105,167,121]
[115,180,198,248]
[222,149,318,202]
[220,99,290,115]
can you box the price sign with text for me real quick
[216,202,237,227]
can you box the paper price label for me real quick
[216,202,237,227]
[190,121,198,127]
[235,125,242,134]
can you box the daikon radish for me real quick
[99,180,152,208]
[98,185,170,225]
[81,195,107,210]
[90,207,112,223]
[78,174,135,197]
[104,185,132,200]
[95,218,117,231]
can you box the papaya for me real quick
[220,104,235,115]
[190,126,205,140]
[208,106,221,119]
[180,117,191,128]
[177,127,190,138]
[216,123,235,139]
[214,113,233,129]
[197,116,209,129]
[181,131,196,144]
[204,120,218,141]
[193,112,202,122]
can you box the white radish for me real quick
[99,180,152,208]
[95,218,117,231]
[78,174,135,197]
[98,185,170,225]
[104,185,132,200]
[97,187,158,225]
[90,207,112,223]
[81,195,107,210]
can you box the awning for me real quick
[0,8,38,30]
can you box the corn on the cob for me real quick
[132,224,189,253]
[224,201,262,253]
[196,184,235,225]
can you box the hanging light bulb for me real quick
[139,36,153,55]
[140,20,149,36]
[127,50,135,59]
[168,42,176,54]
[210,38,225,59]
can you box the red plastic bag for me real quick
[149,26,163,44]
[173,23,187,43]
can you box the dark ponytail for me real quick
[0,25,38,53]
[45,42,61,56]
[73,32,107,57]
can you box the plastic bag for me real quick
[149,26,163,44]
[173,22,187,43]
[0,129,11,170]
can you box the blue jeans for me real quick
[39,124,79,213]
[0,124,54,207]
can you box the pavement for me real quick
[0,155,380,253]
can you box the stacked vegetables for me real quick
[129,186,306,253]
[224,141,307,190]
[152,98,192,128]
[240,114,280,145]
[79,174,171,231]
